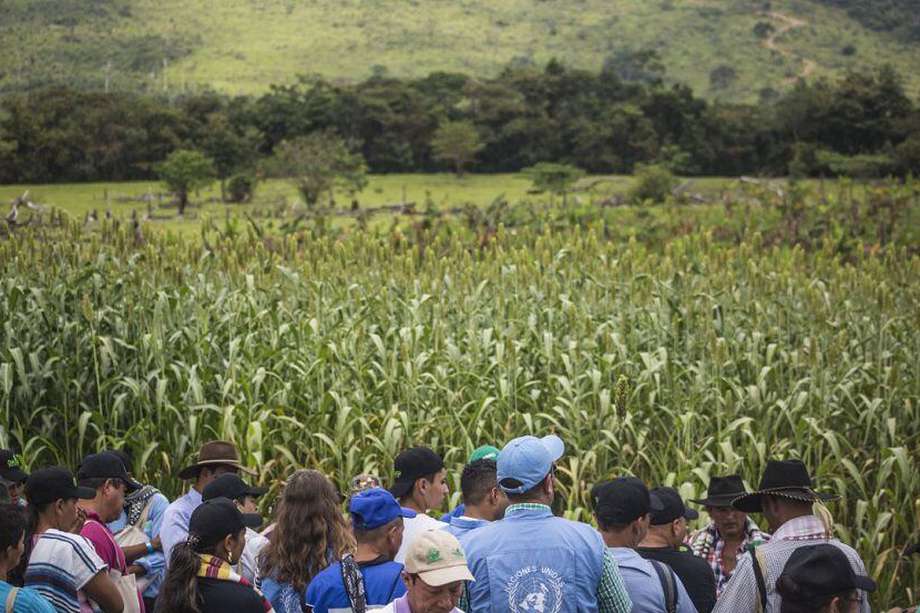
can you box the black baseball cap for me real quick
[777,544,876,604]
[592,476,664,525]
[649,487,699,525]
[0,450,28,484]
[77,452,141,492]
[25,467,96,505]
[389,447,444,499]
[202,474,268,502]
[188,498,263,548]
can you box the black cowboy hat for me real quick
[689,475,749,507]
[732,460,838,513]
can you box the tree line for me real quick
[1,60,918,186]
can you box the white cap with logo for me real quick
[405,530,475,586]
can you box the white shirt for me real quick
[395,513,447,563]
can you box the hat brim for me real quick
[852,575,877,593]
[689,494,747,507]
[418,564,475,587]
[684,508,700,521]
[732,488,839,513]
[76,486,97,500]
[540,435,565,462]
[241,513,264,529]
[400,506,418,519]
[178,460,256,480]
[1,468,29,483]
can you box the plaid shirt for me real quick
[687,517,769,596]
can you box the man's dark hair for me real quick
[0,503,27,552]
[461,459,497,506]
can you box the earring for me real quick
[227,549,234,564]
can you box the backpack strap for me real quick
[750,546,769,613]
[650,560,677,613]
[339,553,368,613]
[5,587,19,612]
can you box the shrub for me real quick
[629,164,677,203]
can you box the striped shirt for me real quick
[712,515,870,613]
[25,529,108,613]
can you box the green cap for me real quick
[469,445,500,463]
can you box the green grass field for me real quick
[2,0,918,102]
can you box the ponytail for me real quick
[156,541,204,613]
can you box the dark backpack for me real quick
[650,559,678,613]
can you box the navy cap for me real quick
[649,487,699,525]
[777,543,876,604]
[25,467,96,505]
[497,435,564,494]
[188,498,263,548]
[389,448,444,499]
[202,474,268,502]
[350,487,416,530]
[77,452,141,492]
[592,476,664,525]
[0,450,28,484]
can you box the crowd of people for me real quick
[0,438,915,613]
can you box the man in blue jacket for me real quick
[462,434,632,613]
[306,487,415,613]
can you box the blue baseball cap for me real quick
[497,434,565,494]
[349,487,417,530]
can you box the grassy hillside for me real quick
[1,0,918,102]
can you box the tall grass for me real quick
[0,222,917,607]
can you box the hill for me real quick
[1,0,918,102]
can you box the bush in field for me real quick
[270,132,367,207]
[628,163,677,203]
[522,162,585,205]
[226,174,258,203]
[156,150,216,216]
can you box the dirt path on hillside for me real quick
[761,11,815,84]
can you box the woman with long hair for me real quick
[156,498,270,613]
[259,470,354,613]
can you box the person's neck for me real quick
[638,530,674,549]
[35,514,58,535]
[78,498,101,519]
[602,530,637,549]
[775,508,813,532]
[463,504,492,522]
[354,541,388,564]
[0,557,10,582]
[193,480,207,495]
[400,494,426,514]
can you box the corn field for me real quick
[0,221,917,607]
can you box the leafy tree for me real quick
[522,162,585,205]
[602,48,665,84]
[895,134,920,175]
[271,131,367,207]
[156,150,216,215]
[710,65,738,91]
[431,120,483,176]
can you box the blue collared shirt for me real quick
[107,492,170,597]
[444,515,490,541]
[609,547,698,613]
[160,488,202,567]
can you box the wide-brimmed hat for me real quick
[732,460,838,513]
[178,441,255,480]
[690,475,749,507]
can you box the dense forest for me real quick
[815,0,920,41]
[1,61,918,184]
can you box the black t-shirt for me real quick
[197,577,267,613]
[638,545,717,613]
